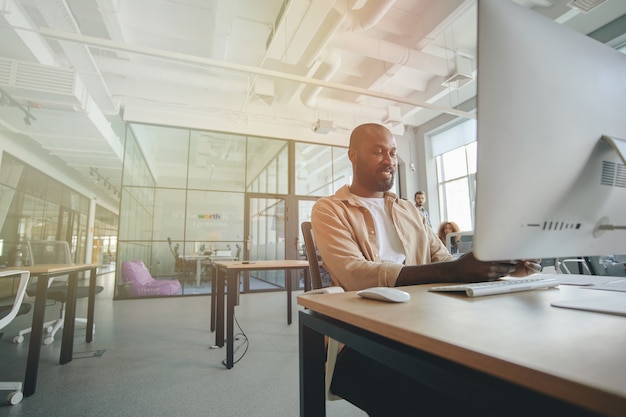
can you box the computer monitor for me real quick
[473,0,626,261]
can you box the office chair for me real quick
[301,221,344,401]
[167,238,196,284]
[13,240,103,345]
[555,257,592,275]
[0,270,31,405]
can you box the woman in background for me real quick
[438,221,461,253]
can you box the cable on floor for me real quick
[221,311,249,367]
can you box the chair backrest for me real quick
[301,221,323,290]
[0,270,31,329]
[446,232,473,255]
[556,257,592,275]
[27,240,72,265]
[167,237,186,271]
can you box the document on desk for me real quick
[582,278,626,293]
[551,291,626,316]
[554,274,614,286]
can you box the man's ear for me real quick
[348,147,356,164]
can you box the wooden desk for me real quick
[184,254,239,287]
[4,264,98,397]
[212,260,310,368]
[298,284,626,417]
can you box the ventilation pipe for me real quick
[94,56,249,94]
[35,0,119,115]
[300,50,387,120]
[300,51,342,108]
[301,0,404,121]
[341,0,397,32]
[332,32,450,77]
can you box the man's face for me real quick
[415,194,425,207]
[350,129,397,193]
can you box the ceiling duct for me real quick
[441,55,474,89]
[313,118,333,134]
[567,0,606,13]
[382,106,402,126]
[0,58,88,110]
[35,0,118,114]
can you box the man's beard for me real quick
[357,164,394,192]
[373,175,394,191]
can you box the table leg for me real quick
[60,270,78,364]
[86,267,97,343]
[299,311,327,417]
[215,267,225,347]
[23,276,50,397]
[210,265,216,332]
[287,270,292,325]
[225,270,237,368]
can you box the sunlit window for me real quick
[431,119,477,232]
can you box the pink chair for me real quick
[121,260,181,297]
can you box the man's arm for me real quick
[312,198,402,291]
[312,196,541,290]
[396,252,542,286]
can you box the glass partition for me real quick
[0,153,89,268]
[116,122,348,298]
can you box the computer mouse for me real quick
[356,287,411,303]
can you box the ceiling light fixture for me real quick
[89,167,120,200]
[0,87,37,126]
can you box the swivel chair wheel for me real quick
[12,335,24,344]
[43,336,55,345]
[6,391,23,405]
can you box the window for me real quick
[431,119,476,232]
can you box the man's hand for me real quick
[508,259,542,277]
[454,253,542,281]
[396,253,543,286]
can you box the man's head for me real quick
[348,123,397,198]
[414,191,426,208]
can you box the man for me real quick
[311,123,540,416]
[414,190,431,227]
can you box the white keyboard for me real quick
[429,277,560,297]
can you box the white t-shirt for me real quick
[353,195,406,264]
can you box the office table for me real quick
[184,254,238,287]
[4,264,98,397]
[212,260,310,368]
[298,284,626,417]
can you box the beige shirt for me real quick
[311,185,453,291]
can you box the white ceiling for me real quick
[1,0,625,205]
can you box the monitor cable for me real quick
[220,311,249,368]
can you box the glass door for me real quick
[244,194,287,292]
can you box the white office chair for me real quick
[555,257,592,275]
[0,270,31,405]
[14,240,102,345]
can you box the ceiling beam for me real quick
[39,27,476,121]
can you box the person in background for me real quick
[413,190,431,227]
[311,122,540,416]
[437,221,461,253]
